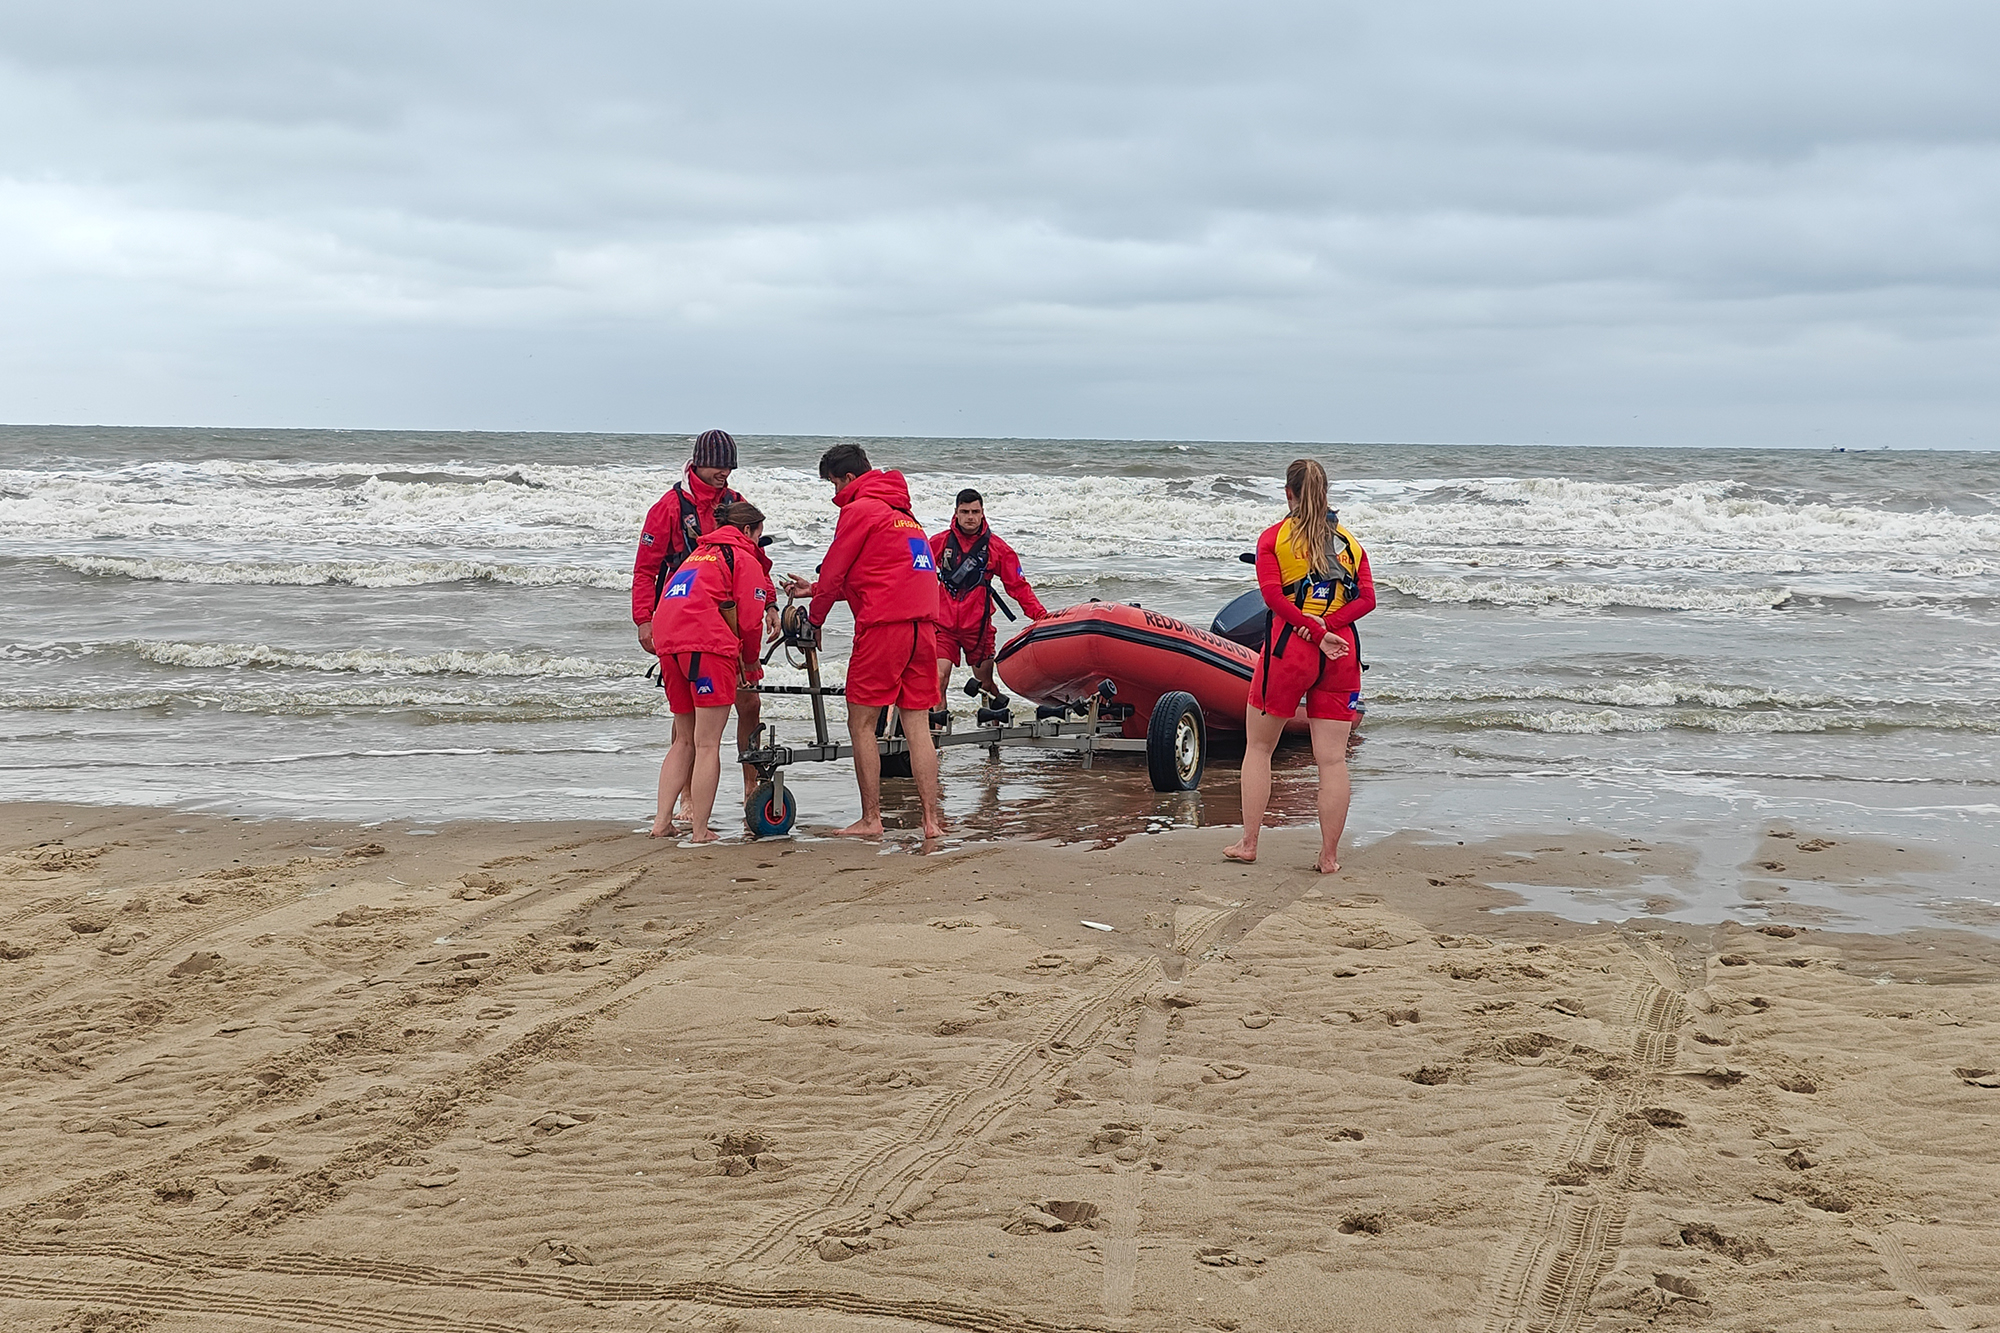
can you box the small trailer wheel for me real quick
[1146,691,1206,791]
[746,784,797,837]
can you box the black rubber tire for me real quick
[745,784,797,837]
[1146,691,1206,791]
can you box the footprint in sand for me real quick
[1679,1222,1776,1262]
[168,951,223,977]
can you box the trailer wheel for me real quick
[1146,691,1206,791]
[746,784,797,837]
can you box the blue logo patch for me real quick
[909,538,936,572]
[693,675,718,697]
[663,568,698,599]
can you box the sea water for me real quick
[2,426,1995,933]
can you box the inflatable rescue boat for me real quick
[995,598,1309,738]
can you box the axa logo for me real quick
[663,568,698,599]
[908,538,936,572]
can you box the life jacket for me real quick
[938,525,990,597]
[653,479,744,606]
[937,523,1021,623]
[1273,512,1363,616]
[1263,511,1367,684]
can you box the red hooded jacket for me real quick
[651,524,773,663]
[928,522,1047,637]
[807,470,940,630]
[630,467,745,626]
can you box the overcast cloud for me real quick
[3,1,1996,445]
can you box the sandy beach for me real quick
[2,804,1996,1332]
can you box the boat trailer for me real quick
[735,602,1209,836]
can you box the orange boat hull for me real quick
[995,602,1306,735]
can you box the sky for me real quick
[2,1,1996,447]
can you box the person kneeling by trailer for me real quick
[929,488,1047,730]
[650,502,776,841]
[780,444,947,840]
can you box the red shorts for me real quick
[1248,626,1360,722]
[847,620,941,710]
[664,651,740,715]
[935,621,996,667]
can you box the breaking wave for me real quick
[6,459,1997,566]
[1378,575,1792,612]
[51,554,624,589]
[127,640,639,679]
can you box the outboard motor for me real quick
[1210,588,1269,649]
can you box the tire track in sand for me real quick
[0,1242,1117,1333]
[1866,1231,1971,1331]
[715,957,1163,1272]
[1473,947,1686,1333]
[0,1270,531,1333]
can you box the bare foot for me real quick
[836,817,885,839]
[922,815,949,840]
[1222,840,1256,863]
[687,828,720,845]
[648,818,675,838]
[1316,856,1340,874]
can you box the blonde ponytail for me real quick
[1284,459,1335,580]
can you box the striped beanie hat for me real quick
[691,428,737,470]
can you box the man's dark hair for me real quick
[955,488,983,507]
[817,443,871,481]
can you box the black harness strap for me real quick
[1260,512,1363,693]
[941,524,1020,623]
[653,482,745,604]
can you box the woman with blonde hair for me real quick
[1223,459,1376,872]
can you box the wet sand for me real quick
[3,802,1999,1332]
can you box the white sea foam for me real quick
[52,554,625,589]
[129,640,639,679]
[1378,575,1792,612]
[8,459,1996,566]
[1394,705,2000,735]
[1375,678,1842,709]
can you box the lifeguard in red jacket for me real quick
[648,502,775,841]
[630,428,768,800]
[779,443,946,840]
[929,488,1047,726]
[1223,459,1376,875]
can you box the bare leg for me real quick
[935,659,953,700]
[685,704,733,844]
[903,711,948,839]
[972,658,1001,696]
[1223,708,1287,863]
[652,712,695,837]
[840,703,885,838]
[735,689,763,797]
[1307,717,1353,873]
